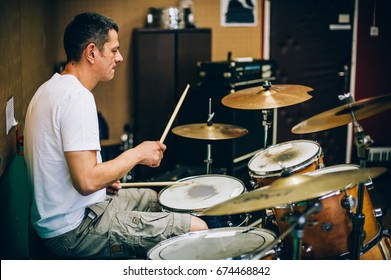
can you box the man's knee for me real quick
[190,216,208,232]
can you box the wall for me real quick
[353,0,391,148]
[0,0,56,176]
[0,0,263,176]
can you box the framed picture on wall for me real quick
[220,0,258,27]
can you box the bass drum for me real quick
[148,227,279,260]
[158,174,249,228]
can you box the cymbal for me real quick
[222,84,313,110]
[202,167,386,216]
[171,123,248,140]
[292,94,391,134]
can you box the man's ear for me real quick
[85,43,96,64]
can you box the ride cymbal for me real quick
[222,84,313,110]
[172,123,248,140]
[292,94,391,134]
[202,167,386,216]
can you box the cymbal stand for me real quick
[250,200,322,260]
[262,109,272,148]
[288,200,323,260]
[349,109,374,260]
[261,81,273,148]
[204,98,215,174]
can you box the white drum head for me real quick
[148,227,276,260]
[158,175,244,213]
[248,140,321,176]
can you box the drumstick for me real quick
[159,84,190,143]
[121,181,192,188]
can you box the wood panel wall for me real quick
[0,0,263,176]
[0,0,56,176]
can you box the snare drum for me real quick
[148,227,279,260]
[273,164,381,260]
[248,140,324,189]
[158,175,248,228]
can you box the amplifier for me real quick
[196,59,277,89]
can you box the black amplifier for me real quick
[196,59,277,89]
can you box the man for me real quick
[24,12,207,259]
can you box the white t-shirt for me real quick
[24,73,106,238]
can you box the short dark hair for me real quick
[63,12,119,62]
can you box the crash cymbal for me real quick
[171,123,248,140]
[292,94,391,134]
[202,167,386,216]
[222,84,313,110]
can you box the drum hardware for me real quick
[221,81,313,110]
[205,98,215,174]
[291,93,391,134]
[272,164,383,260]
[341,194,356,210]
[120,180,192,188]
[147,227,280,260]
[374,208,383,219]
[247,140,324,189]
[201,166,386,216]
[158,174,249,229]
[203,166,386,258]
[291,93,391,259]
[249,200,322,260]
[285,200,323,260]
[172,98,248,174]
[222,80,313,151]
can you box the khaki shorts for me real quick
[43,188,191,259]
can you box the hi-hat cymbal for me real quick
[202,167,386,216]
[222,84,313,110]
[172,123,248,140]
[292,94,391,134]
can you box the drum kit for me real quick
[147,81,391,260]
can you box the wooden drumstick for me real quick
[121,181,192,188]
[159,84,190,144]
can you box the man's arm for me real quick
[65,141,166,195]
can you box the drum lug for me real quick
[249,178,259,190]
[374,207,383,219]
[317,161,325,169]
[364,179,374,191]
[341,194,356,210]
[302,243,314,259]
[321,221,333,232]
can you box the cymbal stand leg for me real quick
[350,110,374,259]
[204,143,213,174]
[262,109,272,148]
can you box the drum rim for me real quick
[147,227,277,260]
[248,140,323,177]
[158,174,245,213]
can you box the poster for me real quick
[220,0,258,27]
